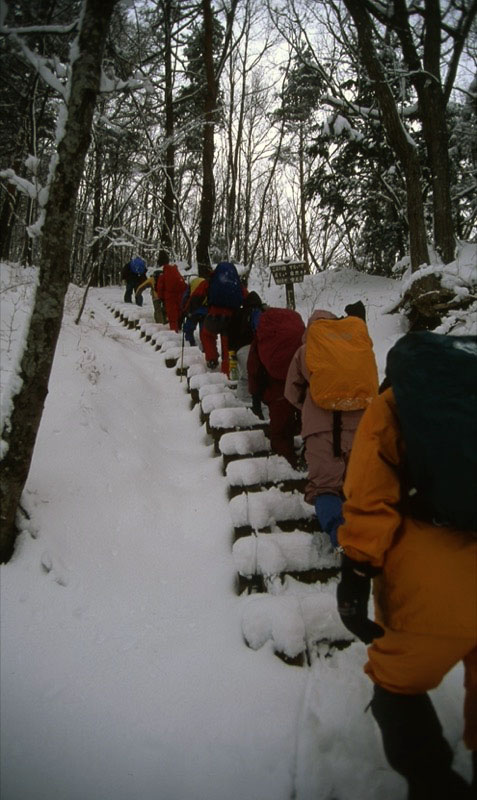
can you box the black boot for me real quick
[371,684,473,799]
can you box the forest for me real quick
[0,0,476,560]
[1,0,476,282]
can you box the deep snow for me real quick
[1,251,476,800]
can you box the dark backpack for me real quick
[386,331,477,532]
[207,262,243,309]
[129,257,146,276]
[256,307,305,380]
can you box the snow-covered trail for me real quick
[1,276,472,800]
[0,291,307,800]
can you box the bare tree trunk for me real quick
[196,0,217,276]
[158,0,176,265]
[392,0,455,263]
[343,0,430,271]
[0,0,118,563]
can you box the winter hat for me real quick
[345,301,366,321]
[244,291,263,309]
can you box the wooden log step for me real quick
[229,486,319,539]
[225,455,306,498]
[189,372,230,406]
[233,531,340,595]
[208,407,269,452]
[240,585,354,665]
[219,429,271,469]
[199,391,248,425]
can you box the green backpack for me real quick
[386,331,477,532]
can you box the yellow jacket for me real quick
[338,388,477,638]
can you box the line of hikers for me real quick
[122,255,477,799]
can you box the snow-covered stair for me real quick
[229,486,318,537]
[207,407,269,452]
[233,531,340,593]
[241,579,354,665]
[189,371,230,406]
[225,454,306,498]
[103,298,347,669]
[218,429,272,469]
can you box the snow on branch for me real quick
[7,33,68,97]
[99,69,152,94]
[323,114,364,142]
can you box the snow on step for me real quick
[219,429,271,458]
[139,322,161,339]
[233,532,340,578]
[208,406,264,431]
[150,329,181,349]
[201,392,247,415]
[189,372,229,391]
[198,383,234,401]
[162,345,203,365]
[226,454,303,488]
[229,487,314,530]
[241,584,353,659]
[187,363,207,379]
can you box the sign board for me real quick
[269,259,309,309]
[269,259,309,286]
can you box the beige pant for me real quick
[304,429,355,504]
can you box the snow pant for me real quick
[365,629,477,751]
[153,298,166,323]
[164,296,181,332]
[370,685,473,799]
[303,429,355,505]
[200,326,230,375]
[236,345,252,402]
[264,382,299,468]
[124,278,143,305]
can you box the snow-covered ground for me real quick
[1,250,475,800]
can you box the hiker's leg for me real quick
[366,629,474,798]
[303,431,348,505]
[268,394,297,467]
[124,280,134,303]
[463,647,477,791]
[200,326,219,365]
[236,345,251,401]
[371,686,472,799]
[220,334,230,376]
[153,298,164,323]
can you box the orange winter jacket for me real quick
[338,388,477,639]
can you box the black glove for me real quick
[251,394,264,419]
[337,556,385,644]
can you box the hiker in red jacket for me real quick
[156,263,187,332]
[200,262,247,376]
[247,307,305,469]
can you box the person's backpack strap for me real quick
[386,332,477,532]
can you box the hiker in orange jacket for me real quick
[337,387,477,798]
[156,263,187,332]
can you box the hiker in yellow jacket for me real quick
[337,385,477,798]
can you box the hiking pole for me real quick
[180,324,185,382]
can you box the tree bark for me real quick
[196,0,217,277]
[343,0,430,271]
[0,0,118,563]
[392,0,455,263]
[158,0,176,265]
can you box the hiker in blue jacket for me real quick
[122,257,147,305]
